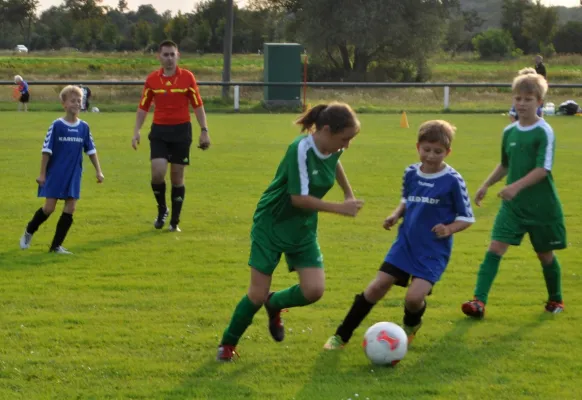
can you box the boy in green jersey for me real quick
[462,73,566,319]
[217,102,364,361]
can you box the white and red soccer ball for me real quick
[363,322,408,365]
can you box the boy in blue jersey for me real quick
[19,85,104,254]
[324,120,475,350]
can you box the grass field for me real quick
[1,52,581,113]
[1,112,582,399]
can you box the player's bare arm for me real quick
[291,194,364,217]
[132,109,148,150]
[432,220,473,239]
[335,161,355,199]
[89,154,105,183]
[194,106,211,150]
[498,167,548,201]
[36,153,50,186]
[383,203,406,230]
[475,164,508,206]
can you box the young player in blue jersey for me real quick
[323,120,475,350]
[19,85,104,254]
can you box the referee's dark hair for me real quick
[159,40,178,52]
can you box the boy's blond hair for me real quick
[517,67,537,76]
[417,120,456,150]
[59,85,83,102]
[512,74,548,100]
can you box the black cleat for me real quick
[265,292,285,342]
[154,207,169,229]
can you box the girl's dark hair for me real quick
[295,102,360,134]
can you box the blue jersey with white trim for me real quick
[39,118,96,199]
[389,163,475,262]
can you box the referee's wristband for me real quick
[201,127,208,133]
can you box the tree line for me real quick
[1,0,581,81]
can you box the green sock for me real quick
[474,251,502,304]
[221,295,262,346]
[268,284,311,310]
[542,257,563,302]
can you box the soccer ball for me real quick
[363,322,408,366]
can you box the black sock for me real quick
[151,182,167,210]
[403,300,427,327]
[50,212,73,250]
[336,293,376,343]
[170,185,185,225]
[26,207,50,234]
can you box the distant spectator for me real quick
[534,55,547,80]
[14,75,29,112]
[79,85,92,112]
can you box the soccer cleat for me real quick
[545,301,564,314]
[265,292,285,342]
[323,334,345,350]
[216,345,239,362]
[403,322,422,344]
[462,297,486,319]
[168,224,181,232]
[50,246,73,255]
[19,230,33,249]
[154,207,169,229]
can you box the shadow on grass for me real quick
[0,229,161,270]
[293,315,547,400]
[161,358,261,400]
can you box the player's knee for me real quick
[404,293,425,310]
[247,287,269,306]
[42,204,56,215]
[301,283,325,303]
[537,251,554,265]
[366,276,391,301]
[488,240,509,256]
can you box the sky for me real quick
[37,0,248,14]
[33,0,582,15]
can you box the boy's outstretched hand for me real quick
[96,172,105,183]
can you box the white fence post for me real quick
[234,85,240,112]
[444,86,450,110]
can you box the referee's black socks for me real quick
[170,185,185,226]
[151,182,167,210]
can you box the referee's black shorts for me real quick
[20,93,30,103]
[148,122,192,165]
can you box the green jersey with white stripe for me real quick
[501,119,563,224]
[251,134,342,249]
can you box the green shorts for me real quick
[248,238,324,275]
[491,206,567,253]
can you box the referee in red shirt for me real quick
[132,40,211,232]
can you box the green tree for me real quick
[501,0,532,52]
[472,28,515,59]
[134,20,152,49]
[552,21,582,54]
[522,0,558,53]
